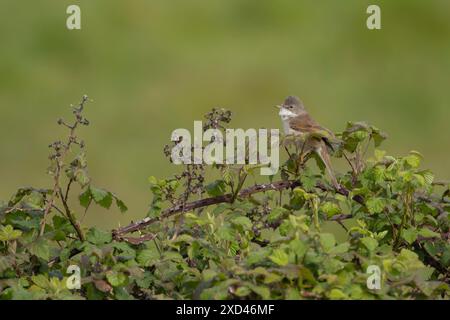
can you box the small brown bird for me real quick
[277,95,340,190]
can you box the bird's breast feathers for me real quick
[278,108,300,135]
[279,109,303,135]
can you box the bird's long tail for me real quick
[317,143,340,190]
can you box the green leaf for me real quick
[372,130,388,147]
[328,288,348,300]
[115,198,128,213]
[106,271,128,287]
[320,202,341,218]
[319,233,336,252]
[234,286,251,297]
[300,174,316,192]
[0,225,22,241]
[404,151,422,168]
[148,176,158,185]
[86,228,112,245]
[329,242,350,255]
[137,248,160,267]
[267,207,289,223]
[90,187,113,209]
[402,228,418,244]
[0,256,14,273]
[75,169,90,187]
[285,287,301,300]
[28,238,51,261]
[79,189,92,208]
[366,197,384,214]
[246,249,270,266]
[248,284,271,300]
[231,216,252,230]
[269,249,289,266]
[361,237,378,252]
[205,180,227,197]
[418,228,440,239]
[31,275,50,289]
[289,238,307,259]
[217,224,235,241]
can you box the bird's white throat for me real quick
[278,108,297,135]
[278,107,297,121]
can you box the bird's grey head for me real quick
[277,96,305,119]
[283,96,304,112]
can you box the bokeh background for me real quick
[0,0,449,229]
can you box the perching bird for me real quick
[277,95,340,190]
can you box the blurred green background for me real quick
[0,0,449,230]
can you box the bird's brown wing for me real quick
[289,113,337,150]
[289,113,334,136]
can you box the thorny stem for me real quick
[113,179,357,238]
[58,186,85,241]
[342,151,357,177]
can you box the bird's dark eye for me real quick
[289,105,293,109]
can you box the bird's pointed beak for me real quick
[274,105,282,109]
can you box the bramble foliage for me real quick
[0,97,449,300]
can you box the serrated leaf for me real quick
[372,131,387,147]
[248,284,271,300]
[402,228,418,244]
[90,187,113,209]
[205,180,227,197]
[417,170,434,185]
[75,169,90,187]
[86,228,112,245]
[0,225,22,241]
[79,189,92,208]
[320,202,341,218]
[404,152,422,168]
[28,238,51,261]
[148,176,158,185]
[361,237,378,252]
[418,228,440,239]
[106,271,128,287]
[234,286,251,297]
[267,207,289,223]
[320,233,336,252]
[329,242,350,255]
[289,238,307,259]
[300,174,316,192]
[31,275,50,289]
[366,197,384,214]
[328,288,348,300]
[114,197,128,213]
[231,216,252,230]
[269,249,289,266]
[137,248,160,267]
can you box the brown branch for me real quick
[113,180,361,238]
[58,187,85,242]
[113,180,295,237]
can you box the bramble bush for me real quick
[0,96,448,300]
